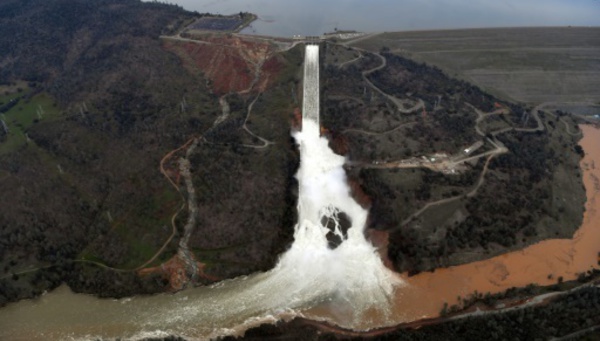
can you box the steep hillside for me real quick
[0,0,302,306]
[321,43,586,274]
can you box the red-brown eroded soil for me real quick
[138,254,216,291]
[162,35,283,95]
[291,107,302,130]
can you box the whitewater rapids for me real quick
[283,45,401,317]
[0,45,401,341]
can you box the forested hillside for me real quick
[0,0,300,305]
[321,44,586,274]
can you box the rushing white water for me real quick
[302,45,320,125]
[0,45,400,341]
[286,45,400,317]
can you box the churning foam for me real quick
[0,45,401,341]
[158,44,402,330]
[279,45,401,321]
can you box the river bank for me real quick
[0,123,597,339]
[160,0,600,37]
[305,124,600,329]
[0,108,597,339]
[0,44,396,341]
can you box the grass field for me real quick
[0,90,62,155]
[353,27,600,105]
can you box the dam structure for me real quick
[302,44,320,124]
[0,44,400,341]
[292,44,402,323]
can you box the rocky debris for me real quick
[138,253,215,291]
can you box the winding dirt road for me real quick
[357,50,425,114]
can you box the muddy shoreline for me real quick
[300,123,600,332]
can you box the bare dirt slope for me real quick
[163,34,283,95]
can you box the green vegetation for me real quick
[81,187,179,269]
[322,43,586,274]
[0,2,595,339]
[0,89,62,154]
[0,0,306,306]
[232,284,600,340]
[324,44,361,66]
[183,48,302,279]
[0,0,216,305]
[444,269,600,316]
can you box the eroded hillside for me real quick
[163,34,284,95]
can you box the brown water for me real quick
[308,124,600,326]
[0,45,398,341]
[1,125,598,339]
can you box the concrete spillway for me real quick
[302,45,320,125]
[0,44,401,341]
[292,44,402,324]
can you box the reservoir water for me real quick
[160,0,600,36]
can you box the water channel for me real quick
[0,45,399,341]
[1,48,599,340]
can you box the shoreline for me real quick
[303,123,600,331]
[235,25,600,39]
[234,13,257,33]
[0,122,596,341]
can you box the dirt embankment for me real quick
[138,254,213,291]
[162,35,283,95]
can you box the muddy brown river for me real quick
[0,125,599,339]
[307,124,600,325]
